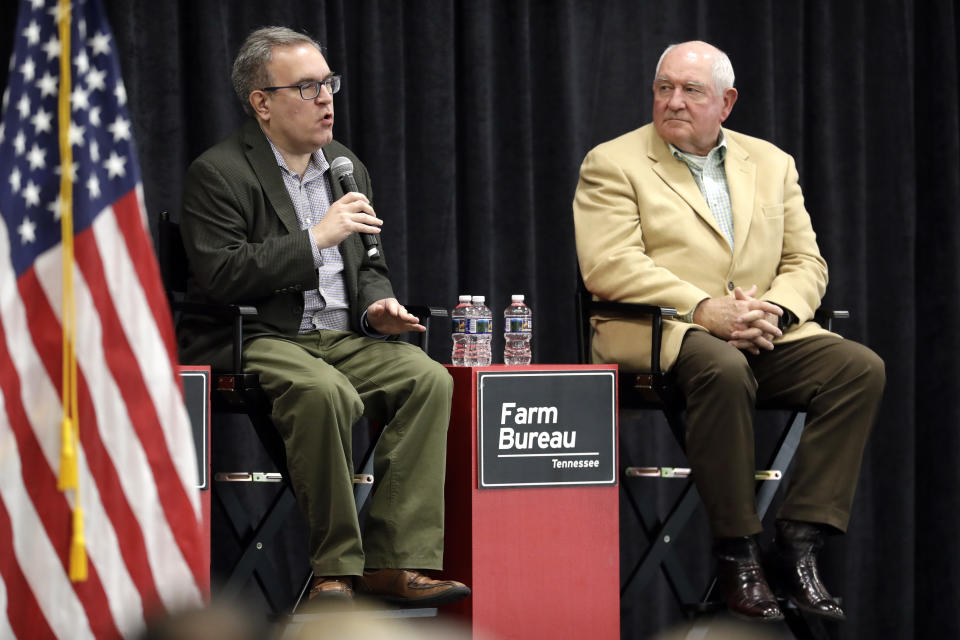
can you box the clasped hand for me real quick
[693,285,783,355]
[309,192,382,250]
[366,298,425,335]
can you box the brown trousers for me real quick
[673,331,885,538]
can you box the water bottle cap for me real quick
[472,296,485,302]
[511,294,525,302]
[459,295,471,302]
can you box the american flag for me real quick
[0,0,206,637]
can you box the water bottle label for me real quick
[452,317,468,333]
[505,318,532,334]
[471,318,492,334]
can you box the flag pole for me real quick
[53,0,86,583]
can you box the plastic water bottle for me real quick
[503,294,533,365]
[451,295,472,366]
[471,295,493,366]
[463,301,480,366]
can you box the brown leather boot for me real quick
[355,569,470,606]
[714,536,784,622]
[774,519,845,621]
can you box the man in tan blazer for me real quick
[574,41,885,622]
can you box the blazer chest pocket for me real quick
[762,204,784,218]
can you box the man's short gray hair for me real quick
[654,43,736,93]
[231,26,324,117]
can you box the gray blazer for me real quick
[178,119,395,370]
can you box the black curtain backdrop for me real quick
[2,1,958,637]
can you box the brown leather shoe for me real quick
[308,575,354,600]
[714,537,784,622]
[355,569,470,606]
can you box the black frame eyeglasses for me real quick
[260,74,341,100]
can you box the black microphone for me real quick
[329,156,380,258]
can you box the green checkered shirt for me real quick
[670,132,734,251]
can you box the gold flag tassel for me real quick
[69,501,87,581]
[55,0,86,582]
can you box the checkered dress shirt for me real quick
[266,140,351,332]
[670,133,734,251]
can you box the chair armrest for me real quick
[406,305,448,319]
[172,300,259,319]
[172,300,259,373]
[404,305,448,354]
[594,300,676,378]
[814,308,850,332]
[586,300,678,319]
[577,291,677,379]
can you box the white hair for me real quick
[655,43,735,92]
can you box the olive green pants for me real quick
[673,332,885,538]
[244,331,453,576]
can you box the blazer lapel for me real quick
[242,121,301,234]
[647,134,726,241]
[723,133,756,258]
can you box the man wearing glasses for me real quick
[178,26,468,605]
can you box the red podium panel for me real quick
[440,365,619,639]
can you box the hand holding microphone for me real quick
[307,189,381,253]
[307,157,381,254]
[330,156,380,258]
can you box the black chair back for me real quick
[158,211,189,297]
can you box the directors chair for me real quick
[575,270,846,634]
[159,211,447,615]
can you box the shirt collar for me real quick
[669,129,727,168]
[265,138,330,180]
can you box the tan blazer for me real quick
[573,123,831,371]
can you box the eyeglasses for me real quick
[260,74,341,100]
